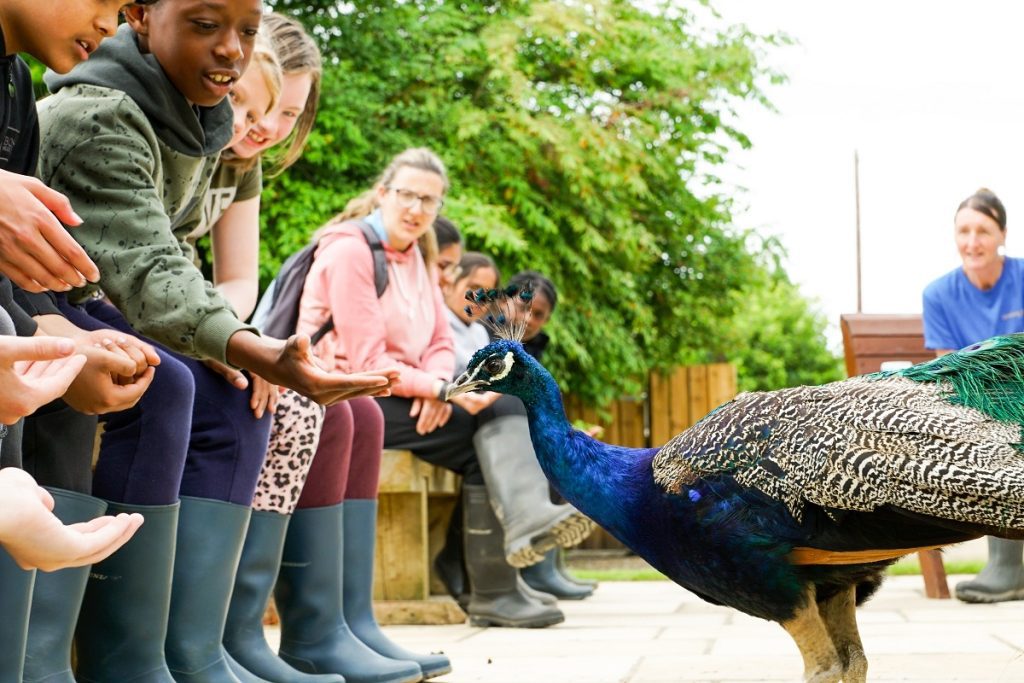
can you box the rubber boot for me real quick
[223,510,345,683]
[516,573,557,606]
[343,500,452,680]
[0,545,35,682]
[955,537,1024,603]
[274,504,422,683]
[555,549,597,588]
[164,496,251,683]
[521,549,595,600]
[431,494,468,611]
[473,415,594,567]
[75,501,180,683]
[23,489,107,683]
[462,485,564,628]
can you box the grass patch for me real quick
[570,568,668,582]
[568,561,984,581]
[888,558,983,576]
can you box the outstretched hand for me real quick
[0,468,143,571]
[0,336,87,424]
[227,331,399,406]
[0,170,99,293]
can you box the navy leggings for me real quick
[61,298,271,506]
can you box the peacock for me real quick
[446,286,1024,683]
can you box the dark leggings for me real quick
[375,396,483,485]
[296,396,383,508]
[59,298,271,506]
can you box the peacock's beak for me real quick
[445,370,487,400]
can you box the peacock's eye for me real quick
[483,356,505,376]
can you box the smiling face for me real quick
[225,63,273,148]
[230,71,311,158]
[375,166,446,251]
[446,265,499,324]
[0,0,125,73]
[955,207,1005,281]
[125,0,263,108]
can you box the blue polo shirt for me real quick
[922,257,1024,350]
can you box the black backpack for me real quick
[256,218,387,344]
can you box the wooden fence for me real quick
[564,362,738,550]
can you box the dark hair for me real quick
[508,270,557,311]
[433,215,462,251]
[957,188,1007,232]
[457,252,500,284]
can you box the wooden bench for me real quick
[839,313,951,599]
[371,449,466,625]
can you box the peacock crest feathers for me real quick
[653,352,1024,532]
[463,284,534,342]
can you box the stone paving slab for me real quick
[265,573,1024,682]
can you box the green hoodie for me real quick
[37,25,254,363]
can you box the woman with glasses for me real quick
[296,147,565,629]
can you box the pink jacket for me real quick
[297,220,455,398]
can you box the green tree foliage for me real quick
[262,0,809,405]
[720,238,844,392]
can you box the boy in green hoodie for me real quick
[33,1,398,680]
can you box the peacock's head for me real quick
[444,283,540,400]
[446,339,533,399]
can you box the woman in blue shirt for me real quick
[923,188,1024,603]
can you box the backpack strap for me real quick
[353,218,389,297]
[309,218,387,346]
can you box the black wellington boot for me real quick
[223,510,345,683]
[431,493,469,611]
[463,485,564,628]
[343,500,451,680]
[521,549,595,600]
[275,504,422,683]
[75,501,180,682]
[23,489,107,683]
[164,496,251,683]
[0,546,35,682]
[555,549,597,588]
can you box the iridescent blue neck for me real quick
[512,353,658,536]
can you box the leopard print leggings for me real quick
[251,390,325,514]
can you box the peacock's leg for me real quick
[817,585,867,683]
[780,586,843,683]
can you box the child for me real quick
[0,2,156,680]
[204,15,442,681]
[34,3,395,681]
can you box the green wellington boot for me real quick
[343,500,451,680]
[223,509,344,683]
[955,537,1024,603]
[0,545,35,682]
[23,489,107,683]
[275,504,422,683]
[164,496,252,683]
[75,501,180,683]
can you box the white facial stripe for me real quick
[490,352,515,381]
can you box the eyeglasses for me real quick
[387,187,444,214]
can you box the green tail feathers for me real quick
[892,334,1024,427]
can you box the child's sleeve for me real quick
[37,92,253,363]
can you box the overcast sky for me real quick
[707,0,1024,348]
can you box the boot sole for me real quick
[506,514,596,568]
[955,586,1024,603]
[468,612,565,628]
